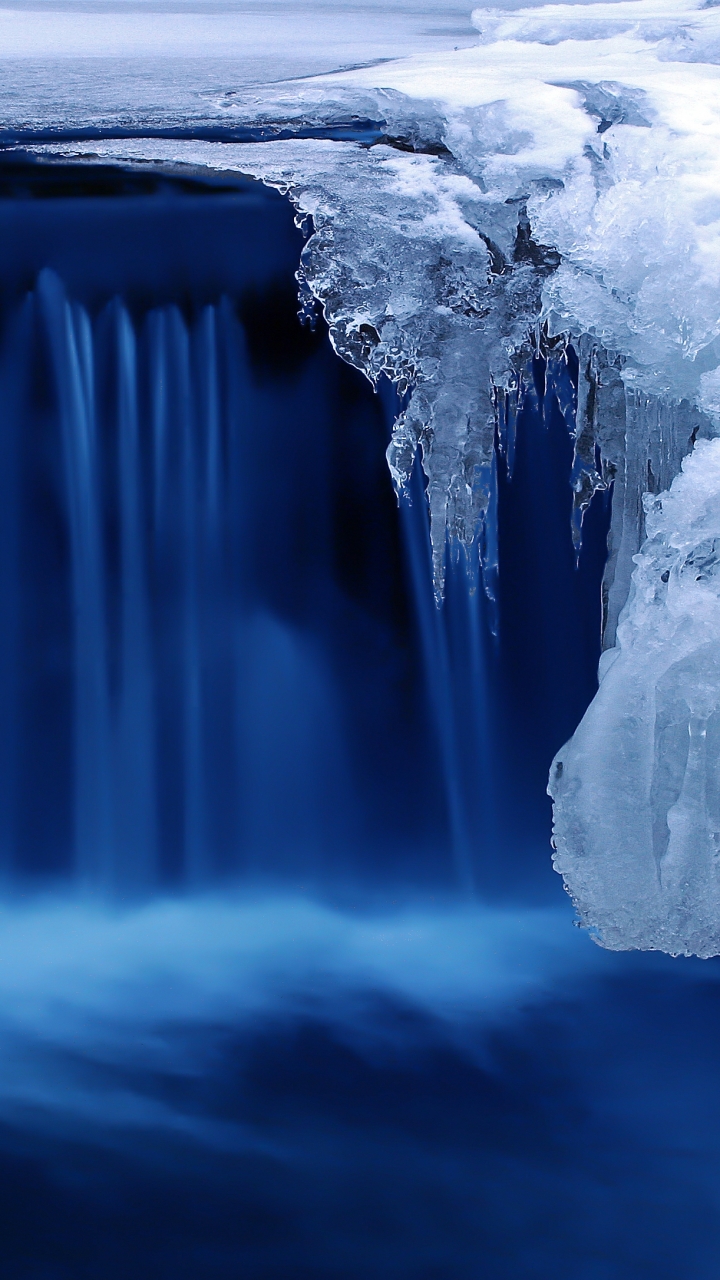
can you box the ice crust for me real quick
[17,0,720,950]
[551,440,720,956]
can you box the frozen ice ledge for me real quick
[15,0,720,954]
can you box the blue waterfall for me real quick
[4,156,719,1280]
[0,158,608,899]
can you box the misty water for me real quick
[0,156,719,1279]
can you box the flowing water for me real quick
[0,156,717,1280]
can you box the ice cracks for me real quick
[551,438,720,957]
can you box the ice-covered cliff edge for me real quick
[16,0,720,950]
[303,0,720,953]
[34,0,720,585]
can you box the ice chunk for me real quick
[551,438,720,956]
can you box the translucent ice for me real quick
[551,439,720,956]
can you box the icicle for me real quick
[551,438,720,956]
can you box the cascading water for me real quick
[0,156,607,901]
[0,146,719,1280]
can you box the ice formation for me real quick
[33,130,545,592]
[25,0,720,591]
[10,0,720,950]
[551,440,720,956]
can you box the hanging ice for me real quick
[551,440,720,957]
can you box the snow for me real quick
[339,1,720,385]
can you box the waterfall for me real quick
[0,274,609,897]
[26,272,237,888]
[0,163,611,902]
[0,251,412,889]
